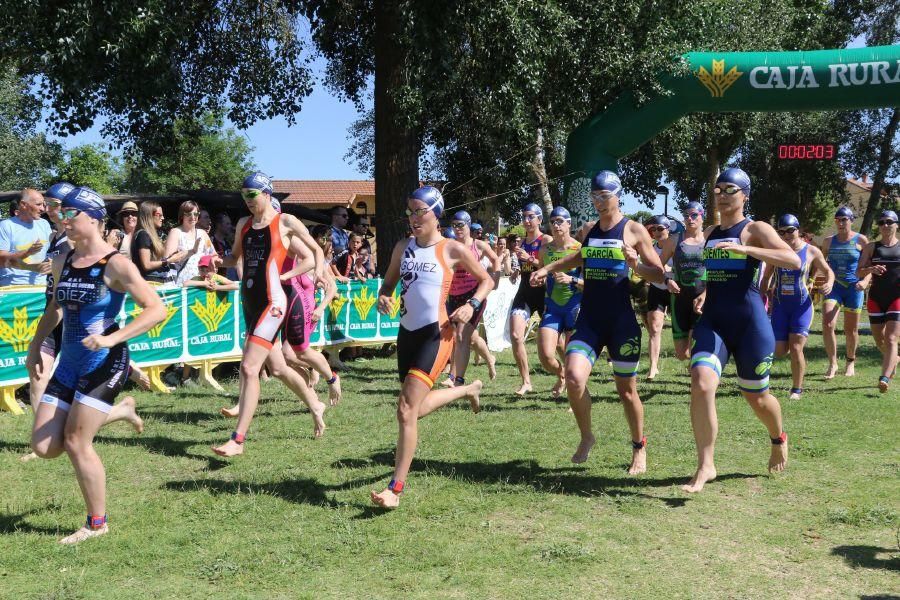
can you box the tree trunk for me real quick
[530,128,554,215]
[373,0,419,275]
[860,107,900,235]
[706,147,720,226]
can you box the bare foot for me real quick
[789,391,802,400]
[550,377,565,399]
[328,374,342,406]
[769,438,788,473]
[119,396,144,434]
[20,451,38,462]
[487,354,497,380]
[371,488,400,509]
[879,377,890,393]
[628,447,647,475]
[515,382,532,396]
[59,524,108,544]
[212,439,244,457]
[682,466,717,493]
[311,400,327,438]
[571,434,596,464]
[440,377,455,388]
[220,405,239,418]
[824,362,837,380]
[844,361,855,377]
[136,370,152,391]
[466,380,483,414]
[646,368,658,381]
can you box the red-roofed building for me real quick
[273,180,376,224]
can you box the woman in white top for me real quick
[165,201,215,286]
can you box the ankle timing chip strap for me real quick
[231,431,245,444]
[632,436,647,450]
[771,432,787,445]
[388,479,404,494]
[87,514,107,529]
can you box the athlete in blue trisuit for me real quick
[759,214,834,400]
[531,171,664,472]
[641,215,673,380]
[682,168,800,493]
[25,187,166,544]
[856,210,900,393]
[658,201,706,361]
[821,207,870,379]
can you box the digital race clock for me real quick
[776,143,837,160]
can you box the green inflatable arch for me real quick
[564,45,900,223]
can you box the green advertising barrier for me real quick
[564,45,900,224]
[0,278,401,393]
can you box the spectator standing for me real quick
[0,189,52,286]
[106,201,139,258]
[333,233,368,282]
[352,215,376,273]
[330,206,350,256]
[165,200,215,286]
[197,208,212,234]
[131,201,184,283]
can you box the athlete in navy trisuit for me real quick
[371,186,492,509]
[25,186,166,544]
[531,171,664,472]
[683,168,800,493]
[857,209,900,393]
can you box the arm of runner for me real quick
[856,242,883,278]
[530,248,583,287]
[627,221,665,284]
[717,221,800,270]
[446,239,493,325]
[214,217,246,269]
[25,254,65,379]
[312,270,337,323]
[283,214,326,283]
[85,255,166,350]
[759,262,775,299]
[809,246,835,295]
[659,235,681,293]
[478,239,501,273]
[377,240,406,315]
[279,236,316,282]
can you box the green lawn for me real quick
[2,318,898,599]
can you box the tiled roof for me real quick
[846,177,873,192]
[273,180,375,206]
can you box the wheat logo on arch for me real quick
[696,59,743,97]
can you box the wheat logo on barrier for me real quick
[329,295,348,318]
[190,292,231,333]
[389,289,402,319]
[353,286,377,320]
[0,307,40,352]
[131,302,179,338]
[695,59,743,97]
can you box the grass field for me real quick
[2,317,898,599]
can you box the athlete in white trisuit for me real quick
[441,210,499,387]
[212,173,328,457]
[25,186,166,544]
[371,186,493,509]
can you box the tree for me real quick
[0,64,61,190]
[124,113,256,194]
[54,144,123,194]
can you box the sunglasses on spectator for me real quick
[713,185,744,196]
[877,220,897,226]
[683,212,702,220]
[184,211,199,217]
[549,218,568,226]
[778,227,797,235]
[405,207,431,218]
[241,190,263,200]
[121,212,137,218]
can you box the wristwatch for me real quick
[466,297,482,311]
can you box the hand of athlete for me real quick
[279,272,292,282]
[818,280,833,296]
[82,334,114,351]
[210,255,223,270]
[377,294,396,315]
[870,265,887,277]
[450,304,474,324]
[714,241,747,255]
[623,244,639,269]
[552,272,571,285]
[36,260,52,275]
[855,279,870,291]
[665,278,681,294]
[530,268,547,287]
[25,346,44,380]
[693,294,705,315]
[311,307,325,323]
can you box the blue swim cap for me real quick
[549,206,571,222]
[442,226,456,239]
[270,197,281,213]
[834,206,855,220]
[410,186,444,217]
[522,203,543,219]
[46,182,76,202]
[716,168,751,195]
[646,215,671,229]
[590,171,622,196]
[778,214,800,229]
[452,210,471,225]
[243,172,273,194]
[62,186,106,219]
[683,201,705,216]
[878,209,898,223]
[470,223,483,231]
